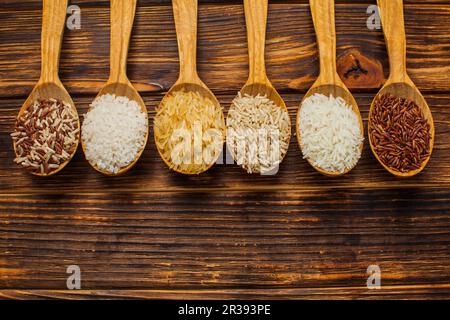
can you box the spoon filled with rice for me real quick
[81,0,149,176]
[226,0,291,175]
[154,0,225,175]
[296,0,364,176]
[11,0,80,177]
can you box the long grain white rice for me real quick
[298,93,363,173]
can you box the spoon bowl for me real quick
[297,83,364,177]
[82,81,149,176]
[155,82,224,175]
[15,82,80,177]
[230,82,291,173]
[369,81,435,177]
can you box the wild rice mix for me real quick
[369,93,431,173]
[11,98,79,175]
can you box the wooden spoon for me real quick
[13,0,80,177]
[227,0,291,173]
[81,0,149,176]
[296,0,364,177]
[154,0,225,175]
[369,0,434,177]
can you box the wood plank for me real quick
[0,190,449,291]
[2,285,450,300]
[0,93,449,193]
[0,3,449,97]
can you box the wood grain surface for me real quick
[0,0,449,300]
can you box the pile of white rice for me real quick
[82,94,147,174]
[298,93,363,173]
[227,93,291,174]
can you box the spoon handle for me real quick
[40,0,68,84]
[244,0,269,85]
[109,0,137,83]
[377,0,409,84]
[173,0,199,83]
[309,0,340,86]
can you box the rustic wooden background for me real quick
[0,0,449,300]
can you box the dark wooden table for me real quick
[0,0,449,300]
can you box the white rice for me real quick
[82,94,147,174]
[298,93,363,173]
[227,93,291,174]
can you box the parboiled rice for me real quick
[154,89,225,174]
